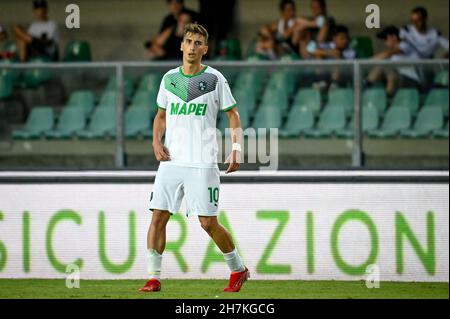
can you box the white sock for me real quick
[146,249,162,280]
[223,249,245,272]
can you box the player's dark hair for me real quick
[279,0,295,12]
[412,6,428,20]
[166,0,183,4]
[183,23,209,43]
[332,25,349,37]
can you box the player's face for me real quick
[181,32,208,64]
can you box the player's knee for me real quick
[199,218,218,235]
[151,210,170,229]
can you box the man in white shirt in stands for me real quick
[400,6,448,59]
[13,0,59,62]
[367,26,422,96]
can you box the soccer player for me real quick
[139,23,249,293]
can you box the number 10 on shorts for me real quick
[208,187,219,204]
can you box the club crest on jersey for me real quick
[198,81,207,91]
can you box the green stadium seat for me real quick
[362,88,387,115]
[349,36,374,58]
[252,106,283,130]
[433,70,449,87]
[401,106,444,138]
[63,41,92,62]
[279,106,314,137]
[76,107,116,139]
[216,39,242,60]
[234,69,266,97]
[424,89,449,117]
[327,88,353,115]
[66,90,95,116]
[0,74,13,100]
[304,105,347,138]
[336,106,380,138]
[292,88,321,114]
[109,106,151,138]
[218,107,250,136]
[12,107,54,139]
[45,107,86,139]
[98,91,117,108]
[130,90,157,109]
[137,73,163,92]
[22,57,51,88]
[260,88,289,113]
[0,58,20,85]
[433,121,449,139]
[104,75,134,101]
[266,70,297,97]
[367,106,411,138]
[391,88,419,115]
[233,89,256,116]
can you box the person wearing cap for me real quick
[12,0,59,62]
[367,26,421,96]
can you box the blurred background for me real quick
[0,0,448,170]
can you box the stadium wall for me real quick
[0,170,448,282]
[1,0,448,60]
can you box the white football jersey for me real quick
[156,65,236,168]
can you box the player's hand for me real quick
[225,150,241,174]
[153,141,170,161]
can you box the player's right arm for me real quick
[152,108,170,161]
[152,76,170,161]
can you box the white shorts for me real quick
[149,162,221,217]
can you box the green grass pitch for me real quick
[0,279,447,299]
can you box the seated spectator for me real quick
[255,0,298,60]
[304,25,355,60]
[12,0,59,62]
[145,0,200,60]
[147,12,192,60]
[367,26,421,97]
[304,25,356,87]
[400,7,449,59]
[294,0,335,58]
[0,25,12,60]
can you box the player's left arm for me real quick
[224,107,242,174]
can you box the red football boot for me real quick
[223,267,250,292]
[139,278,161,292]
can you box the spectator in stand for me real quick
[367,26,421,97]
[304,25,356,87]
[0,25,11,60]
[295,0,335,58]
[304,25,355,59]
[12,0,59,62]
[146,12,192,60]
[255,0,299,60]
[145,0,200,60]
[400,6,449,59]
